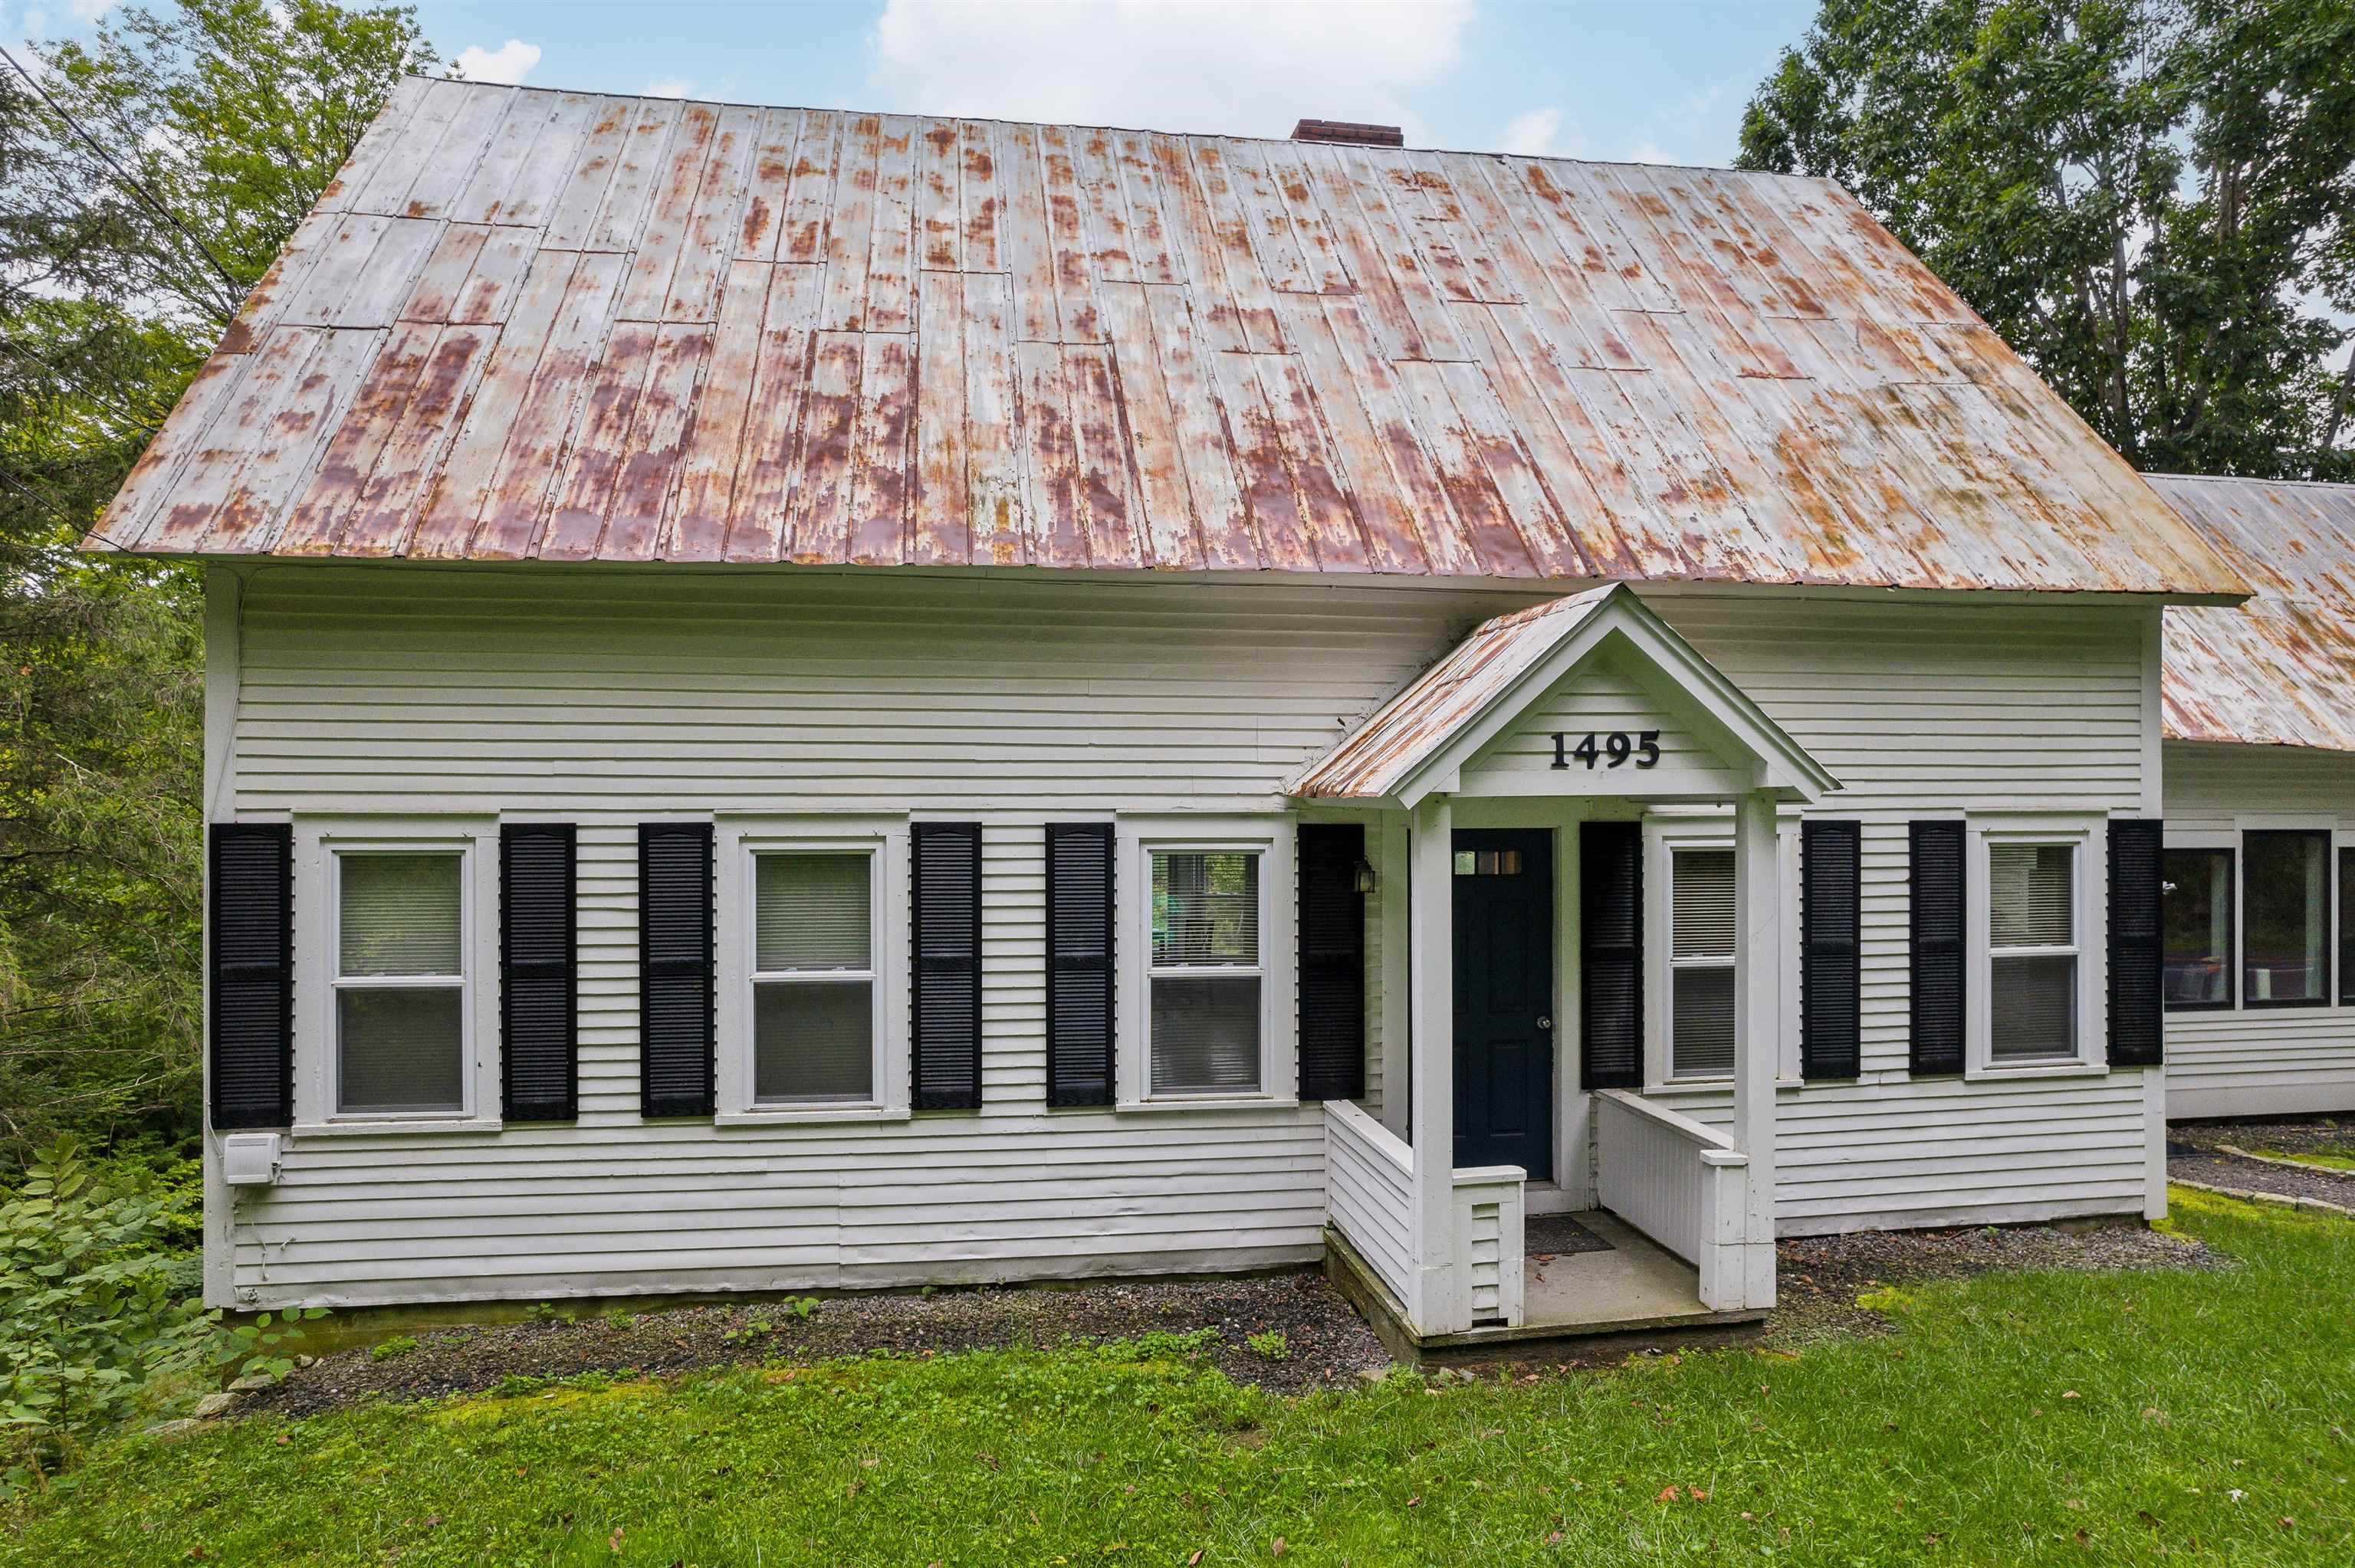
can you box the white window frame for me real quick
[1966,815,2106,1078]
[1115,816,1296,1111]
[2234,817,2337,1012]
[2160,820,2352,1017]
[2160,827,2238,1013]
[1640,811,1803,1094]
[714,816,910,1124]
[291,815,500,1133]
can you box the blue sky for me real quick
[14,1,1821,169]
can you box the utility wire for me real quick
[0,42,244,302]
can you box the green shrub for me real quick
[1244,1331,1289,1361]
[0,1143,209,1481]
[369,1335,419,1363]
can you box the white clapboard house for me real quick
[2152,475,2355,1120]
[90,80,2254,1349]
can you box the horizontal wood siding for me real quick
[1323,1102,1413,1307]
[221,567,2156,1304]
[226,565,1493,1306]
[2161,740,2355,1118]
[1651,595,2152,1232]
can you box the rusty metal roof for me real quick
[87,76,2247,595]
[1289,582,1835,802]
[2152,474,2355,753]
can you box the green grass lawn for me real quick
[2257,1148,2355,1173]
[6,1189,2350,1566]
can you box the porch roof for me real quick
[1286,582,1835,805]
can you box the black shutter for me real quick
[1045,822,1115,1107]
[2108,818,2164,1068]
[1801,819,1862,1081]
[209,822,293,1130]
[1298,823,1366,1101]
[501,823,578,1120]
[639,822,714,1117]
[1909,820,1966,1075]
[912,822,984,1110]
[1580,821,1643,1091]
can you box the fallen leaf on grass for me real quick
[1273,1538,1286,1557]
[1656,1486,1683,1502]
[1187,1553,1203,1566]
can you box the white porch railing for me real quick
[1325,1101,1415,1310]
[1595,1088,1754,1310]
[1451,1166,1526,1328]
[1326,1100,1527,1333]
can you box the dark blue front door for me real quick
[1452,829,1554,1180]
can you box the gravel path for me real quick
[2168,1117,2355,1161]
[2169,1150,2355,1208]
[2166,1119,2355,1208]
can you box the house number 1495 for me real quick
[1552,730,1662,769]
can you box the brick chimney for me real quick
[1291,119,1404,148]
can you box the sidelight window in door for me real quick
[1667,847,1736,1079]
[1148,849,1264,1094]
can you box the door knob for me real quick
[1536,1015,1553,1031]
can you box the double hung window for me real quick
[1148,849,1265,1095]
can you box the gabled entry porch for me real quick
[1292,586,1838,1347]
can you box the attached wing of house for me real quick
[2152,474,2355,753]
[2145,474,2355,1123]
[89,76,2243,600]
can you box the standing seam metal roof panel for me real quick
[2151,474,2355,753]
[86,77,2248,599]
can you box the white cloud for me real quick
[643,74,695,99]
[865,0,1473,139]
[455,38,541,85]
[67,0,111,21]
[1497,107,1588,160]
[1623,139,1678,166]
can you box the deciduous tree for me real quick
[1739,0,2355,478]
[1,2,438,1152]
